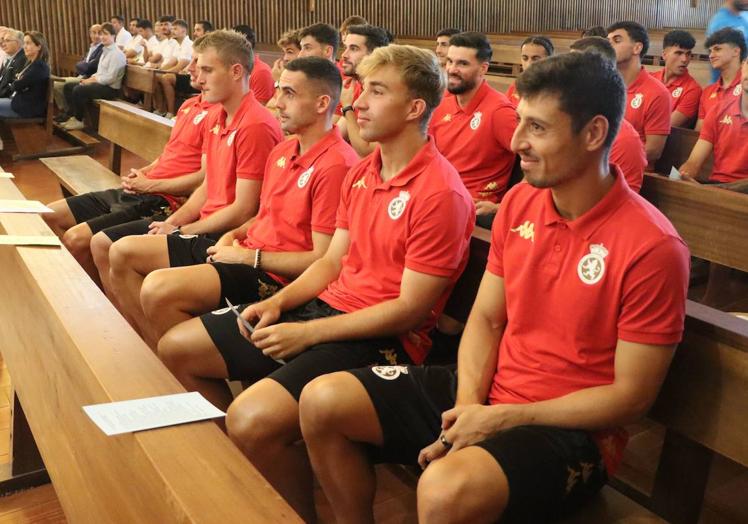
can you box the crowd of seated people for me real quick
[2,8,746,522]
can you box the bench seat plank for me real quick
[40,155,119,195]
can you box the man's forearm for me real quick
[149,169,204,196]
[270,256,342,312]
[456,310,505,405]
[180,199,258,236]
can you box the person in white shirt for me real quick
[111,15,132,50]
[123,17,145,63]
[144,16,176,69]
[135,20,159,65]
[153,19,192,117]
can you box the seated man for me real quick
[110,15,132,50]
[299,51,690,524]
[128,19,158,65]
[430,32,517,227]
[153,19,192,118]
[144,16,177,69]
[266,29,301,111]
[144,56,358,361]
[193,20,213,40]
[651,30,703,128]
[608,21,671,165]
[696,27,746,130]
[297,23,339,62]
[505,35,554,106]
[44,56,209,285]
[107,29,282,342]
[159,45,474,521]
[0,29,27,99]
[435,27,461,69]
[233,25,275,104]
[122,17,144,62]
[52,24,103,119]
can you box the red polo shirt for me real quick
[698,73,742,120]
[650,69,702,121]
[611,119,647,192]
[241,128,359,282]
[700,94,748,183]
[251,55,276,105]
[505,81,520,107]
[430,81,517,203]
[625,67,672,142]
[201,91,282,219]
[147,94,216,209]
[486,167,689,474]
[319,139,475,364]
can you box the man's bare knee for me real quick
[417,461,472,521]
[299,373,352,437]
[90,231,112,263]
[141,269,178,315]
[109,236,142,272]
[61,225,93,255]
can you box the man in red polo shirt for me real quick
[232,24,275,104]
[44,56,208,287]
[696,27,746,130]
[505,35,554,107]
[430,31,517,227]
[141,57,358,353]
[166,45,474,521]
[651,30,703,128]
[608,21,671,165]
[106,30,282,342]
[297,23,339,62]
[299,51,689,524]
[337,24,391,156]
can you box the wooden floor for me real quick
[0,141,747,523]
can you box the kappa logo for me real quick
[719,115,733,126]
[192,110,208,125]
[734,85,742,96]
[470,111,482,130]
[387,191,411,220]
[577,244,608,285]
[442,114,452,122]
[672,87,683,99]
[276,156,286,168]
[709,92,717,99]
[227,130,238,146]
[352,176,367,189]
[630,93,643,109]
[371,365,409,380]
[510,220,535,242]
[297,166,314,188]
[210,124,221,135]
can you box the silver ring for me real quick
[439,433,452,449]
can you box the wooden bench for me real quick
[652,126,713,181]
[124,65,157,112]
[0,169,301,521]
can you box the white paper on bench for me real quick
[669,166,682,180]
[0,173,14,179]
[83,392,226,436]
[0,235,61,246]
[0,199,53,213]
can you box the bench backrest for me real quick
[124,65,156,94]
[653,126,712,179]
[97,100,173,164]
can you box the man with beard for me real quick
[650,30,702,128]
[337,24,391,155]
[429,31,518,227]
[696,27,746,129]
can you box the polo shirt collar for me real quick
[628,67,649,92]
[217,90,256,136]
[290,127,343,169]
[718,73,741,92]
[455,80,490,114]
[367,138,438,190]
[542,164,630,239]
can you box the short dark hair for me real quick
[607,21,650,56]
[111,15,125,23]
[129,17,140,24]
[136,19,153,31]
[520,35,554,56]
[516,52,625,149]
[663,30,695,50]
[299,23,340,56]
[449,31,493,62]
[197,20,214,33]
[705,27,747,61]
[158,15,176,24]
[101,23,116,36]
[437,27,461,38]
[284,56,343,113]
[581,26,607,38]
[346,24,391,51]
[233,25,256,48]
[570,36,617,64]
[173,19,189,31]
[340,15,368,32]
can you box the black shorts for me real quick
[350,365,608,522]
[166,233,221,267]
[201,298,412,400]
[210,262,283,306]
[67,189,170,234]
[100,216,167,242]
[175,74,199,94]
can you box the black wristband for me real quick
[341,105,354,115]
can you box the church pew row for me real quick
[0,169,301,522]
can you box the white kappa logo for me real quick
[577,244,609,285]
[297,166,314,188]
[630,93,643,109]
[227,129,238,146]
[371,365,410,380]
[672,87,683,99]
[733,84,742,96]
[192,110,208,125]
[387,191,411,220]
[470,111,482,130]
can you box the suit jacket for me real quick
[10,60,50,118]
[75,44,103,78]
[0,51,28,98]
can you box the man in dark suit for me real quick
[0,29,27,98]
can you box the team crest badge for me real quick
[672,87,683,98]
[470,111,482,130]
[192,110,208,125]
[630,93,643,109]
[297,166,314,188]
[734,85,742,96]
[387,191,411,220]
[227,130,238,146]
[577,244,608,285]
[371,365,409,380]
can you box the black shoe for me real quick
[54,113,68,123]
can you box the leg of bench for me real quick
[109,142,122,175]
[0,392,50,495]
[650,429,713,524]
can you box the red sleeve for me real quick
[698,89,710,120]
[486,193,510,277]
[618,236,690,345]
[404,190,474,277]
[677,83,702,120]
[611,135,646,193]
[698,106,720,144]
[644,90,672,136]
[334,169,356,230]
[234,123,279,180]
[491,105,518,152]
[250,66,275,104]
[310,163,349,234]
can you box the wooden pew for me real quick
[0,171,301,522]
[652,126,713,180]
[124,65,157,111]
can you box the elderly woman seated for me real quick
[0,30,50,119]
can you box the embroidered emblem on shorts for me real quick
[178,234,198,239]
[510,220,535,242]
[470,111,482,130]
[577,244,608,285]
[257,280,279,300]
[192,110,208,125]
[371,365,409,380]
[379,349,399,365]
[227,130,238,146]
[387,191,410,220]
[672,87,683,98]
[630,93,643,109]
[297,166,314,188]
[212,306,234,315]
[352,176,367,189]
[734,84,742,96]
[277,156,286,168]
